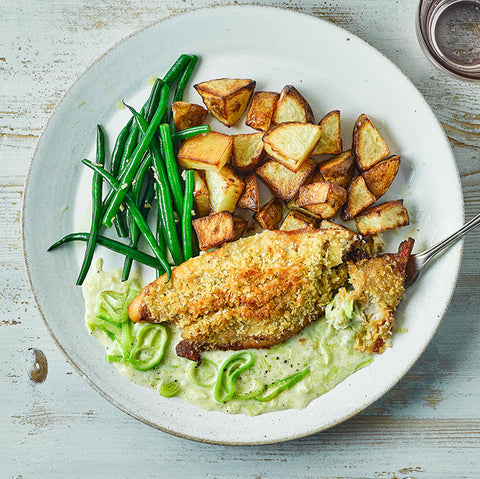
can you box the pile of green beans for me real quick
[49,54,210,284]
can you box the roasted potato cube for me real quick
[254,198,283,230]
[318,150,354,189]
[256,158,316,202]
[171,101,208,132]
[205,165,245,214]
[194,78,255,127]
[192,211,235,250]
[232,216,248,240]
[319,219,352,232]
[298,181,347,219]
[231,132,265,174]
[355,200,409,236]
[237,174,259,212]
[193,171,210,217]
[272,85,314,125]
[287,196,322,220]
[280,210,317,231]
[178,131,232,172]
[246,91,280,131]
[312,110,342,155]
[353,114,390,171]
[309,168,325,184]
[362,155,401,199]
[343,176,376,220]
[263,122,322,172]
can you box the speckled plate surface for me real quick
[23,5,463,444]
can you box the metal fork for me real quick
[405,211,480,288]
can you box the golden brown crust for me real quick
[349,238,414,354]
[128,229,357,361]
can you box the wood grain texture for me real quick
[1,0,479,478]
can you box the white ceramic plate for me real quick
[23,5,463,445]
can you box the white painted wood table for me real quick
[2,0,479,477]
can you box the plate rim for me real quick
[22,3,465,445]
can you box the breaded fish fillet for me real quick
[348,238,414,354]
[128,228,357,361]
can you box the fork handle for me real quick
[418,211,480,263]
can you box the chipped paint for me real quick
[25,348,48,383]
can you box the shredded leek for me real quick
[354,357,374,371]
[128,324,168,371]
[96,288,139,325]
[213,351,255,403]
[187,358,217,388]
[89,286,168,371]
[255,367,311,402]
[159,380,181,398]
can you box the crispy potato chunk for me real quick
[194,78,255,127]
[254,198,283,230]
[205,165,245,214]
[256,158,316,202]
[178,131,232,172]
[319,219,352,232]
[237,174,259,212]
[312,110,342,155]
[362,155,401,199]
[318,150,355,189]
[272,85,314,125]
[193,171,210,217]
[298,181,347,219]
[280,210,317,231]
[171,102,208,132]
[287,196,322,220]
[246,91,280,131]
[355,200,409,235]
[353,114,390,171]
[263,122,322,172]
[231,132,265,174]
[344,176,376,220]
[192,211,236,250]
[309,168,325,184]
[232,216,248,240]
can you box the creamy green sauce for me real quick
[83,260,372,416]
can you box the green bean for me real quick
[121,154,157,281]
[144,78,164,122]
[110,120,133,238]
[159,123,184,213]
[83,160,171,280]
[126,105,184,265]
[163,54,191,86]
[173,55,198,103]
[76,126,105,285]
[102,83,170,228]
[171,124,210,142]
[182,170,195,261]
[119,123,140,170]
[117,80,162,174]
[111,118,133,176]
[48,233,162,269]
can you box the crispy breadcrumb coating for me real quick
[129,228,357,361]
[348,238,414,353]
